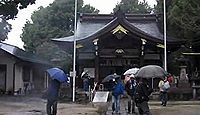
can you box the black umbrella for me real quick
[101,74,121,83]
[135,65,168,79]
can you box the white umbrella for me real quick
[81,70,89,78]
[123,68,139,75]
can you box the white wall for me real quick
[0,53,15,92]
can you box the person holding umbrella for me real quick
[46,79,61,115]
[135,78,152,115]
[46,67,69,115]
[110,74,124,114]
[125,74,137,114]
[81,70,91,99]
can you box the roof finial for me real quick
[114,7,124,18]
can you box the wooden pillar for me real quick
[95,56,99,82]
[94,40,99,82]
[140,39,146,66]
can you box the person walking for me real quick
[46,79,61,115]
[158,77,170,106]
[135,78,152,115]
[111,77,124,114]
[125,74,137,114]
[81,71,91,99]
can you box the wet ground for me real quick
[106,100,200,115]
[0,95,200,115]
[0,95,97,115]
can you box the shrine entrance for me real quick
[98,58,140,81]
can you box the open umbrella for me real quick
[101,74,121,83]
[135,65,168,79]
[123,68,139,75]
[46,67,69,83]
[81,70,89,78]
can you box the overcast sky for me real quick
[4,0,156,49]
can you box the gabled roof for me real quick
[0,42,50,65]
[52,10,185,46]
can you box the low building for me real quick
[0,42,50,95]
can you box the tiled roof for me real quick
[0,42,50,65]
[52,12,183,44]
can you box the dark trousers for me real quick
[112,95,120,113]
[127,95,135,113]
[47,99,58,115]
[136,101,150,115]
[160,91,168,106]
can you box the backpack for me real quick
[163,81,170,91]
[112,82,124,97]
[135,91,144,103]
[134,83,150,103]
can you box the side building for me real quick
[0,42,50,95]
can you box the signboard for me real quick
[69,71,76,77]
[92,91,109,102]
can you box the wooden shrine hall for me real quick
[53,10,184,83]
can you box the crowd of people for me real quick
[45,68,173,115]
[91,72,154,115]
[101,72,172,115]
[123,74,153,115]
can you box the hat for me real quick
[129,74,135,78]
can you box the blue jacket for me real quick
[112,81,124,97]
[47,79,60,100]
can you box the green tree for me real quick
[0,0,36,20]
[168,0,200,42]
[113,0,152,13]
[0,17,11,41]
[167,0,200,71]
[155,0,200,73]
[155,0,200,44]
[21,0,99,69]
[0,0,36,41]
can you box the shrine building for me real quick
[53,10,184,84]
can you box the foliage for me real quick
[0,0,36,20]
[155,0,200,72]
[0,0,36,41]
[167,0,200,72]
[168,0,200,45]
[21,0,99,70]
[0,17,11,41]
[113,0,152,13]
[156,0,200,46]
[168,0,200,32]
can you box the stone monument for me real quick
[178,66,192,99]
